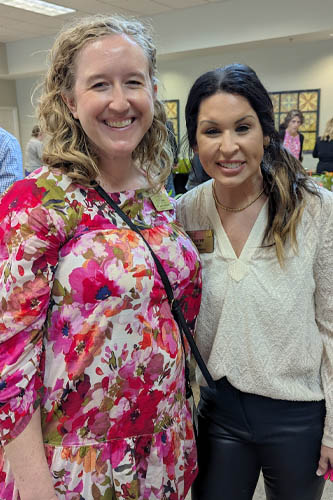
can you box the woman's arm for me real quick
[4,408,57,500]
[312,138,319,158]
[313,190,333,474]
[0,175,78,495]
[299,133,304,162]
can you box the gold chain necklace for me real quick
[212,181,264,212]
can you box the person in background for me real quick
[0,126,23,194]
[313,117,333,174]
[185,153,211,191]
[279,109,304,161]
[165,120,178,196]
[25,125,44,175]
[0,14,201,500]
[177,63,333,500]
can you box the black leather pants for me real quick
[192,377,326,500]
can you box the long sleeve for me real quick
[314,190,333,447]
[0,175,77,445]
[312,138,319,158]
[299,133,304,161]
[0,133,23,194]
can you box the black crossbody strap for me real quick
[94,184,215,390]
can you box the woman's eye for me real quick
[204,128,219,135]
[127,80,142,86]
[92,82,108,89]
[236,124,250,133]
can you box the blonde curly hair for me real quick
[38,14,171,188]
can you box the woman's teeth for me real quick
[105,119,132,128]
[220,162,243,169]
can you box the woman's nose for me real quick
[219,133,239,156]
[108,85,130,113]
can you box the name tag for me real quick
[150,192,173,211]
[187,229,214,253]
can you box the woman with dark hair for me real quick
[177,64,333,500]
[279,109,304,161]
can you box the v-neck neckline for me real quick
[207,182,268,262]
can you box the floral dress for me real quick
[0,166,201,500]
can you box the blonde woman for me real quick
[0,15,201,500]
[177,64,333,500]
[313,118,333,173]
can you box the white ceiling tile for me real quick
[0,4,74,27]
[100,0,171,15]
[155,0,206,7]
[55,0,135,15]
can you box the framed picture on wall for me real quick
[269,89,320,153]
[163,99,180,145]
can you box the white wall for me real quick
[149,0,333,57]
[15,76,41,164]
[0,79,19,142]
[6,35,52,77]
[0,79,17,107]
[158,38,333,171]
[0,43,8,75]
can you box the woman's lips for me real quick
[216,161,245,170]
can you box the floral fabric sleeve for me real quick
[0,174,79,445]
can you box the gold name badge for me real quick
[187,229,214,253]
[150,192,173,211]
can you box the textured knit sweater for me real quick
[177,180,333,447]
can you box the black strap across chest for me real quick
[94,184,215,394]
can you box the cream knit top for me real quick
[176,180,333,447]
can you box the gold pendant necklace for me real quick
[212,181,264,212]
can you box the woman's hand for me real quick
[316,444,333,477]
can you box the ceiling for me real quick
[0,0,226,43]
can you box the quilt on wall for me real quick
[163,100,180,145]
[269,89,320,153]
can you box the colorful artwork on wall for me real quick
[269,89,320,153]
[163,99,180,145]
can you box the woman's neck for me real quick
[286,127,298,137]
[214,176,264,210]
[97,159,149,193]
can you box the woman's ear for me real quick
[62,93,78,119]
[263,136,270,147]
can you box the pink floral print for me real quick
[0,166,201,500]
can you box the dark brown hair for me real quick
[185,64,319,265]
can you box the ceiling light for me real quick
[0,0,75,16]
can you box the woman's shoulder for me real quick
[0,166,84,216]
[304,184,333,223]
[176,180,213,229]
[278,126,286,140]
